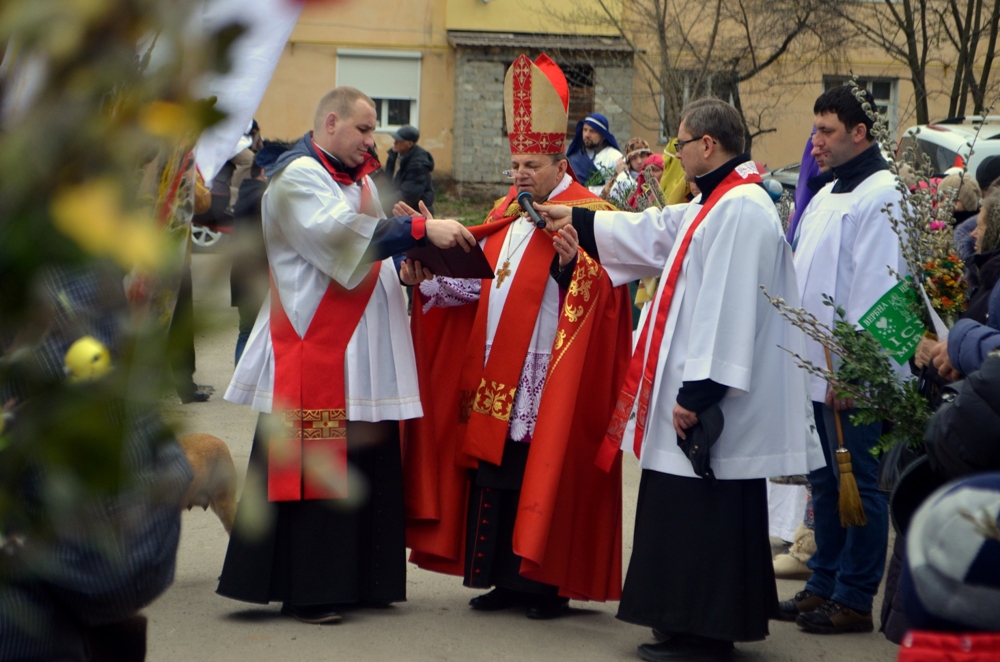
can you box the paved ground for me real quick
[145,252,901,661]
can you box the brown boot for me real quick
[776,589,826,621]
[796,600,874,634]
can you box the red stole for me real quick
[268,266,379,501]
[596,167,762,471]
[457,218,553,466]
[267,148,382,502]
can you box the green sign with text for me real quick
[858,280,926,365]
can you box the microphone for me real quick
[517,191,547,229]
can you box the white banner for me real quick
[192,0,302,184]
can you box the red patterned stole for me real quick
[267,145,383,501]
[596,167,762,471]
[268,266,380,501]
[458,219,553,466]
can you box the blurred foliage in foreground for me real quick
[0,0,236,565]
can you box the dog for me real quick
[177,434,238,535]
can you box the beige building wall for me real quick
[444,0,618,34]
[255,0,455,173]
[626,47,965,171]
[255,0,622,180]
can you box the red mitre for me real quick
[504,53,570,155]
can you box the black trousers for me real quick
[463,439,558,596]
[217,415,407,606]
[618,470,778,642]
[167,262,198,399]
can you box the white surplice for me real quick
[225,155,422,422]
[793,170,909,402]
[418,175,572,440]
[593,171,825,480]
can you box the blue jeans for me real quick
[804,402,888,613]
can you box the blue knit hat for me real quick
[901,472,1000,632]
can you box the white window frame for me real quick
[336,49,421,134]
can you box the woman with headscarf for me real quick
[604,137,652,203]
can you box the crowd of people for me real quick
[6,48,1000,662]
[200,49,1000,662]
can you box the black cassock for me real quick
[217,415,406,606]
[617,470,779,643]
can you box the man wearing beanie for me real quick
[956,156,1000,261]
[385,124,435,215]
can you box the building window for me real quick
[500,61,594,139]
[336,49,421,132]
[823,76,899,139]
[660,71,738,142]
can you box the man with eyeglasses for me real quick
[399,53,632,621]
[538,98,823,660]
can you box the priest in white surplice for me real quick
[539,98,825,661]
[217,86,474,626]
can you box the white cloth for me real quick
[587,146,624,195]
[225,155,422,422]
[793,170,909,402]
[419,175,572,440]
[607,170,639,202]
[593,168,825,480]
[768,482,808,542]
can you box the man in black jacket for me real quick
[385,125,435,215]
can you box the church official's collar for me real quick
[307,132,379,185]
[694,153,752,200]
[831,142,890,194]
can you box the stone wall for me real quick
[452,49,634,186]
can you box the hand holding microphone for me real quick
[517,191,547,229]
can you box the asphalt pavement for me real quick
[144,252,901,661]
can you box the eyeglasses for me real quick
[676,135,713,151]
[502,161,557,179]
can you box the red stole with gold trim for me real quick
[267,147,384,501]
[268,266,380,501]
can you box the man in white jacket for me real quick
[540,98,823,662]
[780,85,905,634]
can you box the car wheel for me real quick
[191,224,224,253]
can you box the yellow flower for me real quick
[50,179,165,269]
[139,101,200,140]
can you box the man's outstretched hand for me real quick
[426,217,476,252]
[394,200,431,219]
[396,200,476,252]
[534,203,572,232]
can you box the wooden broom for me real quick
[824,347,868,528]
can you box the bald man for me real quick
[217,86,473,625]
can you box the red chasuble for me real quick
[403,181,633,601]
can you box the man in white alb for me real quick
[539,98,824,661]
[217,86,474,626]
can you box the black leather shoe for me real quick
[652,629,672,642]
[525,596,569,620]
[469,587,525,611]
[280,603,342,624]
[179,389,210,404]
[777,589,826,621]
[796,600,873,634]
[637,635,734,661]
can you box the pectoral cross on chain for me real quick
[495,260,512,289]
